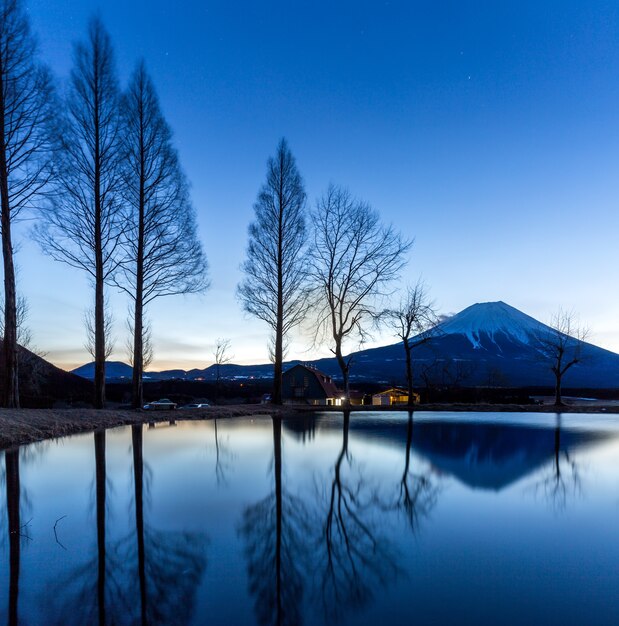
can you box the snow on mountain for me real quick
[71,301,619,389]
[436,301,548,349]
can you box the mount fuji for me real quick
[72,301,619,389]
[340,301,619,388]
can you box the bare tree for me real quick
[213,337,233,400]
[386,280,439,407]
[126,315,153,371]
[237,138,308,405]
[310,185,412,403]
[114,62,208,409]
[85,299,114,361]
[0,0,54,407]
[1,293,32,351]
[35,17,124,408]
[239,417,312,626]
[535,309,589,406]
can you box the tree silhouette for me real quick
[129,424,208,625]
[534,414,581,512]
[0,0,54,407]
[116,62,209,409]
[36,17,124,408]
[385,281,439,407]
[239,417,312,626]
[238,139,308,405]
[313,411,403,621]
[310,186,411,403]
[47,427,207,625]
[394,412,438,533]
[5,448,20,626]
[534,309,588,406]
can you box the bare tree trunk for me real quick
[335,343,350,405]
[554,372,562,406]
[273,417,283,624]
[1,207,18,408]
[6,449,20,626]
[131,162,145,409]
[132,424,147,625]
[0,93,19,408]
[273,315,283,405]
[272,176,285,406]
[94,94,106,409]
[132,298,143,409]
[94,431,106,626]
[404,339,414,408]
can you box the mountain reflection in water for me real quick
[1,412,618,625]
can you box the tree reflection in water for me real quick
[5,448,21,626]
[535,413,582,511]
[314,411,403,622]
[212,419,234,486]
[394,411,438,534]
[239,416,312,626]
[48,426,208,625]
[127,424,208,625]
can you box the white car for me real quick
[143,398,177,410]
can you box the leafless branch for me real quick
[309,184,412,401]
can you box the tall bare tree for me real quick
[126,315,153,371]
[310,185,412,403]
[0,0,53,407]
[535,309,589,406]
[213,337,232,400]
[238,139,308,405]
[85,298,114,361]
[115,62,208,409]
[35,17,124,408]
[386,280,439,407]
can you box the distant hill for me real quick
[71,301,619,389]
[0,345,93,407]
[72,360,134,381]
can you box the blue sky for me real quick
[15,0,619,369]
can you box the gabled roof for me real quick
[283,363,341,399]
[373,387,408,396]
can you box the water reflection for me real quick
[314,411,403,622]
[394,411,439,533]
[6,449,20,626]
[239,417,311,626]
[1,412,618,625]
[532,414,583,511]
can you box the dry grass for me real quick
[0,404,280,450]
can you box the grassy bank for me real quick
[0,405,276,450]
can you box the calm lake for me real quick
[1,411,618,625]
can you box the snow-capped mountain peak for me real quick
[436,301,548,349]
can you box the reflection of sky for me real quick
[1,413,619,624]
[10,0,619,369]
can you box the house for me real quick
[372,387,419,406]
[282,364,344,406]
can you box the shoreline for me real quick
[1,402,618,451]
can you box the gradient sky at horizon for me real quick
[13,0,619,370]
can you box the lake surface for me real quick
[1,411,618,625]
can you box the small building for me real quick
[282,364,344,406]
[372,387,419,406]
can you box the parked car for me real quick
[143,398,177,410]
[178,403,211,410]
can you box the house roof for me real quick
[283,364,341,399]
[372,387,409,397]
